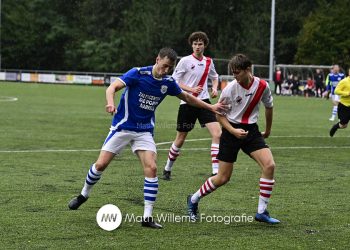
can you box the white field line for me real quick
[0,136,350,153]
[0,96,18,102]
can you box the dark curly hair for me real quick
[188,31,209,47]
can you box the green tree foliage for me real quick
[1,0,347,72]
[274,0,318,64]
[2,0,79,70]
[295,0,350,69]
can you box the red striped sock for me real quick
[164,143,180,171]
[211,143,219,174]
[258,178,275,213]
[191,177,217,203]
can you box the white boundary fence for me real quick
[0,62,334,90]
[0,69,123,86]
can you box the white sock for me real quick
[211,143,219,174]
[332,106,338,116]
[191,177,216,203]
[81,164,102,198]
[143,177,158,219]
[164,143,180,171]
[258,178,275,214]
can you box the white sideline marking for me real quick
[0,96,18,102]
[1,146,350,153]
[1,135,350,154]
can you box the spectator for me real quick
[282,73,294,96]
[291,75,301,96]
[304,77,315,98]
[273,66,284,95]
[314,68,324,98]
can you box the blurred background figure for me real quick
[304,76,315,98]
[314,68,324,98]
[326,65,345,121]
[273,66,284,95]
[291,75,301,96]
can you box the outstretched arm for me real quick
[105,79,125,114]
[179,82,203,95]
[176,91,227,115]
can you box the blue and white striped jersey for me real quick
[328,72,345,94]
[111,66,182,134]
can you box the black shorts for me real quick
[338,102,350,125]
[217,123,269,163]
[176,99,217,132]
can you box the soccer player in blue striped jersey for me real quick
[326,65,345,121]
[68,48,227,229]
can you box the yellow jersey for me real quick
[335,77,350,107]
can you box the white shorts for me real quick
[101,130,156,155]
[331,94,340,102]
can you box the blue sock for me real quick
[143,177,158,218]
[81,164,102,198]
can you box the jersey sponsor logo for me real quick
[245,93,253,96]
[191,64,195,70]
[139,68,152,75]
[138,92,161,111]
[235,96,242,104]
[160,85,168,94]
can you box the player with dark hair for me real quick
[162,31,221,180]
[68,48,227,229]
[327,65,345,121]
[330,68,350,137]
[187,53,280,224]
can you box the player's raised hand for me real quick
[105,104,116,115]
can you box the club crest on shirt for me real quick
[235,96,242,104]
[160,85,168,94]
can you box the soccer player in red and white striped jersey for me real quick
[187,53,280,224]
[162,31,221,179]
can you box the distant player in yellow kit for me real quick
[330,68,350,137]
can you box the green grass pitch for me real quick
[0,82,349,249]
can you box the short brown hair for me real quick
[229,54,252,73]
[158,48,177,62]
[188,31,209,47]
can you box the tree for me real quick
[2,0,339,72]
[295,0,350,69]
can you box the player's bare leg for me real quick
[163,131,188,180]
[205,121,221,175]
[68,150,115,210]
[329,101,339,121]
[250,148,280,224]
[187,161,233,220]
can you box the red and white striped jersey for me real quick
[172,54,218,104]
[219,77,273,124]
